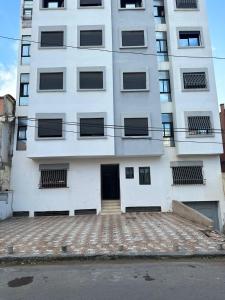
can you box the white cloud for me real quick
[0,64,17,98]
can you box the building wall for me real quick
[111,0,164,156]
[11,0,225,229]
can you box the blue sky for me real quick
[0,0,225,103]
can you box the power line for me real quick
[17,122,225,146]
[0,34,225,61]
[22,117,225,135]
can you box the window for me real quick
[21,35,31,64]
[154,0,165,24]
[171,163,204,185]
[40,30,64,48]
[159,71,171,102]
[122,72,147,91]
[78,69,105,90]
[125,167,134,179]
[187,115,212,136]
[176,0,198,9]
[38,119,63,138]
[39,164,68,189]
[42,0,65,8]
[38,69,65,91]
[183,71,207,90]
[79,28,103,47]
[79,118,104,137]
[121,30,145,48]
[79,0,103,7]
[124,118,149,137]
[23,8,32,20]
[120,0,144,9]
[139,167,151,185]
[19,74,29,106]
[179,31,201,47]
[162,113,175,147]
[156,31,168,62]
[17,117,27,151]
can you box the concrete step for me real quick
[101,200,121,215]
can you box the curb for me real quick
[1,252,225,265]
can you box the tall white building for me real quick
[12,0,225,229]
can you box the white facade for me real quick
[11,0,225,229]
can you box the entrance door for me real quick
[101,165,120,200]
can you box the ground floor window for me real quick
[139,167,151,185]
[39,164,69,188]
[172,166,204,185]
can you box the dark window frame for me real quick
[42,0,65,9]
[179,31,201,47]
[79,0,103,7]
[40,169,68,189]
[120,0,144,9]
[37,118,64,138]
[125,167,134,179]
[121,30,146,48]
[124,117,149,137]
[40,30,64,48]
[79,29,103,47]
[79,117,105,137]
[139,167,151,185]
[39,71,65,91]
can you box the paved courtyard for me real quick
[0,213,225,258]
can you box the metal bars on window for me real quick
[183,72,207,89]
[172,166,204,185]
[187,116,212,136]
[40,169,67,189]
[176,0,198,9]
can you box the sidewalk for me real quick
[0,213,225,261]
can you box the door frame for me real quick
[100,164,120,201]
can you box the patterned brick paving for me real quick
[0,213,224,257]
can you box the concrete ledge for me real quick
[172,200,214,229]
[1,252,225,265]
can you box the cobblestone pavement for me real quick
[0,213,225,257]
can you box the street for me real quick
[0,259,225,300]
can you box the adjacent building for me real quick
[11,0,225,229]
[0,94,15,219]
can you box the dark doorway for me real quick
[101,165,120,200]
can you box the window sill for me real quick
[39,46,67,50]
[35,137,65,141]
[120,45,147,49]
[122,136,152,139]
[78,6,104,9]
[77,88,106,92]
[78,45,105,49]
[37,89,66,93]
[40,7,66,11]
[186,134,215,138]
[178,45,204,49]
[182,88,209,92]
[77,136,107,140]
[118,8,145,11]
[121,88,149,92]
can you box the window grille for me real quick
[187,116,212,136]
[176,0,198,9]
[172,166,204,185]
[183,72,207,89]
[40,169,67,188]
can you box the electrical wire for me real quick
[0,34,225,60]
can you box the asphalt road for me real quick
[0,259,225,300]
